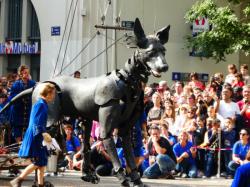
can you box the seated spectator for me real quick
[59,123,81,170]
[173,131,198,178]
[143,125,176,179]
[228,128,250,173]
[90,140,113,176]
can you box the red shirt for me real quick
[237,100,250,128]
[232,81,245,88]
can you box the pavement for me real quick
[0,170,233,187]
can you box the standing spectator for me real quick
[0,93,10,145]
[174,104,188,136]
[160,123,177,146]
[215,86,241,130]
[240,64,250,85]
[9,65,36,143]
[161,104,176,135]
[203,119,222,178]
[192,116,206,177]
[232,73,245,88]
[187,94,197,108]
[73,71,81,79]
[222,117,236,178]
[225,64,237,86]
[143,125,176,179]
[147,92,164,127]
[188,72,205,91]
[228,128,250,173]
[157,80,168,99]
[173,81,184,104]
[173,131,198,178]
[237,85,250,129]
[10,83,55,187]
[213,72,224,97]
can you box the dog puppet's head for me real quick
[126,18,170,78]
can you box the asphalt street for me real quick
[0,170,233,187]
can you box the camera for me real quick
[198,100,204,105]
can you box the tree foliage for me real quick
[185,0,250,62]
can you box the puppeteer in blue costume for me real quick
[9,65,36,142]
[10,83,56,187]
[18,98,49,166]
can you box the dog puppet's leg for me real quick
[99,101,130,187]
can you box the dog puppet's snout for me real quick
[161,64,168,72]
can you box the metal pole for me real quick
[217,128,221,178]
[105,28,108,73]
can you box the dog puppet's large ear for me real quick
[134,18,148,48]
[156,25,170,45]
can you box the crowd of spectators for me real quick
[0,63,250,183]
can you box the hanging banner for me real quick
[0,41,39,55]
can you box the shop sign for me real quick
[192,17,209,33]
[0,41,39,55]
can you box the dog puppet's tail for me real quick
[0,87,34,114]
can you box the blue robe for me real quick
[18,98,49,166]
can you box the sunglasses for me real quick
[240,133,248,136]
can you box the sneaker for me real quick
[210,175,217,179]
[198,171,204,178]
[176,172,183,177]
[181,173,188,178]
[226,175,233,179]
[44,172,51,177]
[202,176,208,179]
[221,172,227,178]
[10,177,23,187]
[51,172,63,177]
[7,173,16,177]
[158,173,175,179]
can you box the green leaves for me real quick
[185,0,250,62]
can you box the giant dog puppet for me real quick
[3,18,170,187]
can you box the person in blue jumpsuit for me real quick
[10,83,56,187]
[231,162,250,187]
[9,65,36,143]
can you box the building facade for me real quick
[0,0,248,83]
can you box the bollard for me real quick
[216,128,221,178]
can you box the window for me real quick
[7,0,23,40]
[30,2,40,39]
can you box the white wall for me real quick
[31,0,239,83]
